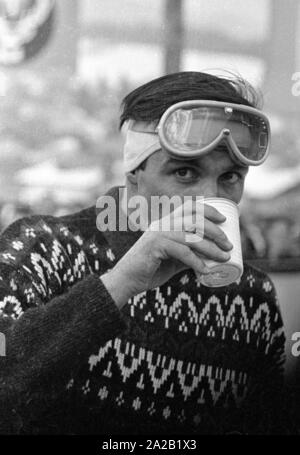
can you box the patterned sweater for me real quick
[0,186,286,435]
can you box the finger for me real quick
[203,218,233,251]
[162,238,210,275]
[161,215,232,253]
[171,207,231,251]
[172,214,232,251]
[157,198,227,225]
[189,238,231,263]
[153,197,197,223]
[169,201,227,235]
[172,199,227,223]
[150,212,201,235]
[204,204,227,223]
[154,199,226,235]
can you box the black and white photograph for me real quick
[0,0,299,441]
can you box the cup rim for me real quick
[203,197,238,209]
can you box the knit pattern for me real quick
[67,269,284,434]
[0,187,286,434]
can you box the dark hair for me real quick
[119,71,261,130]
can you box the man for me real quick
[0,72,286,434]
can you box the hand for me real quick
[101,201,233,308]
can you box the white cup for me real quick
[196,197,243,287]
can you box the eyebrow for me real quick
[162,157,248,173]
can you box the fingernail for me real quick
[225,240,233,249]
[223,252,231,260]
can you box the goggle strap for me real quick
[128,120,158,134]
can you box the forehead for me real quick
[150,145,246,172]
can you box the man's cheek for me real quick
[221,186,243,205]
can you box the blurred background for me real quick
[1,0,300,387]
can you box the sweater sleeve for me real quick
[0,216,127,434]
[241,275,287,434]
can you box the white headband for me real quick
[123,120,161,173]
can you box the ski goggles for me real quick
[129,100,271,167]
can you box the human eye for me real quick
[174,167,198,181]
[221,171,243,185]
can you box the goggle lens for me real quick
[162,106,269,163]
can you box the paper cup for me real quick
[196,197,243,287]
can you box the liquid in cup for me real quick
[195,197,243,287]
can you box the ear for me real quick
[126,170,138,185]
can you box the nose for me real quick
[197,178,219,199]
